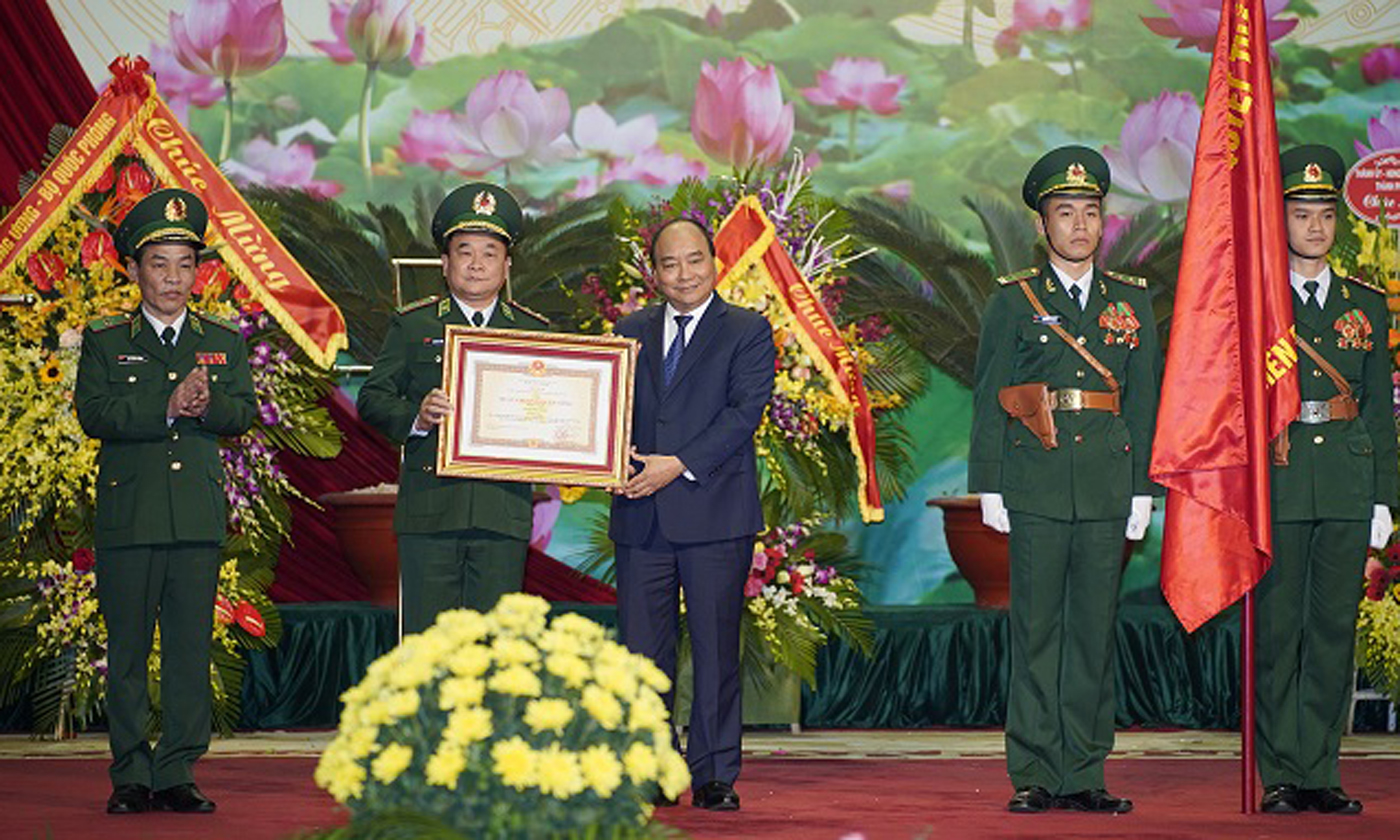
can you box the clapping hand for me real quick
[168,366,210,419]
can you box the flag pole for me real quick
[1241,591,1256,813]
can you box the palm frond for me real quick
[963,193,1037,275]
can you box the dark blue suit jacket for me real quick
[610,295,776,545]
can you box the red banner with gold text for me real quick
[0,58,346,367]
[716,196,883,523]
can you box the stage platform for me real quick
[5,729,1400,839]
[3,602,1396,733]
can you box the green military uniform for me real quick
[74,190,256,793]
[968,148,1161,800]
[356,183,549,634]
[1256,147,1397,797]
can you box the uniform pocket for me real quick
[96,463,138,531]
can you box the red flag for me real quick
[1151,0,1298,633]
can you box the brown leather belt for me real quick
[1050,388,1120,413]
[1297,396,1358,424]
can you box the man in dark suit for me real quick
[1255,145,1396,816]
[357,183,548,635]
[969,148,1161,814]
[75,189,257,815]
[610,217,775,811]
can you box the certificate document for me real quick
[437,326,637,487]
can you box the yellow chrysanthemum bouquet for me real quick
[315,594,690,838]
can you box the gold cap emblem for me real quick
[164,197,188,222]
[1065,162,1088,186]
[472,190,497,216]
[1303,162,1323,183]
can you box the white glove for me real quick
[980,492,1011,534]
[1125,495,1154,540]
[1369,504,1393,550]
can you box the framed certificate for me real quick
[436,327,638,488]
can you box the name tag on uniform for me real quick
[1032,314,1061,326]
[196,352,227,366]
[424,337,444,346]
[115,354,147,365]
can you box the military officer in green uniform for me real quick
[75,189,256,815]
[968,147,1161,814]
[357,183,549,635]
[1254,145,1395,816]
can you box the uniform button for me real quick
[435,355,442,363]
[211,374,219,382]
[1074,434,1084,444]
[422,465,433,472]
[1313,369,1322,378]
[1039,335,1049,344]
[1076,336,1086,345]
[168,371,178,381]
[1313,435,1324,445]
[171,461,183,471]
[1076,370,1085,379]
[127,375,137,383]
[1312,336,1321,344]
[171,432,179,441]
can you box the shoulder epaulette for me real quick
[88,312,132,332]
[195,311,241,332]
[503,300,551,326]
[1104,269,1147,289]
[996,267,1040,286]
[1339,272,1384,296]
[397,295,440,315]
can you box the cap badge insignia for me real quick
[1066,163,1088,186]
[472,190,497,216]
[165,197,188,222]
[1304,163,1323,183]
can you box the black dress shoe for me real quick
[151,783,216,813]
[1260,783,1302,814]
[1054,789,1133,813]
[106,783,151,814]
[691,780,740,811]
[1299,787,1363,814]
[1007,785,1053,813]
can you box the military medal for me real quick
[1098,301,1140,348]
[195,351,227,366]
[1334,308,1372,350]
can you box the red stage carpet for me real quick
[6,755,1400,839]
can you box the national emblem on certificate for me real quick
[436,327,638,488]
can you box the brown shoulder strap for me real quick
[1016,281,1120,394]
[1293,332,1352,398]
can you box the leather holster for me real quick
[999,382,1058,450]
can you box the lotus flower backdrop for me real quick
[45,0,1400,606]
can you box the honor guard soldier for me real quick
[357,183,549,635]
[1254,146,1395,816]
[968,147,1161,814]
[75,188,257,815]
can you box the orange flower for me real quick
[38,356,63,383]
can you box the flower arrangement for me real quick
[314,594,689,839]
[0,148,338,736]
[1357,549,1400,706]
[744,522,873,686]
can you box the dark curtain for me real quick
[0,0,97,206]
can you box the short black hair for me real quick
[648,217,715,267]
[440,228,511,255]
[1036,193,1103,218]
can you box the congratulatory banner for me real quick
[0,57,346,367]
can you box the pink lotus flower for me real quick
[1102,91,1202,206]
[146,41,221,124]
[1010,0,1091,33]
[573,104,658,159]
[610,148,708,187]
[691,57,794,170]
[398,109,474,171]
[446,70,574,173]
[1356,106,1400,157]
[801,57,905,116]
[223,137,343,198]
[312,0,426,68]
[1362,45,1400,86]
[877,180,912,202]
[530,486,561,552]
[168,0,287,79]
[1142,0,1296,53]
